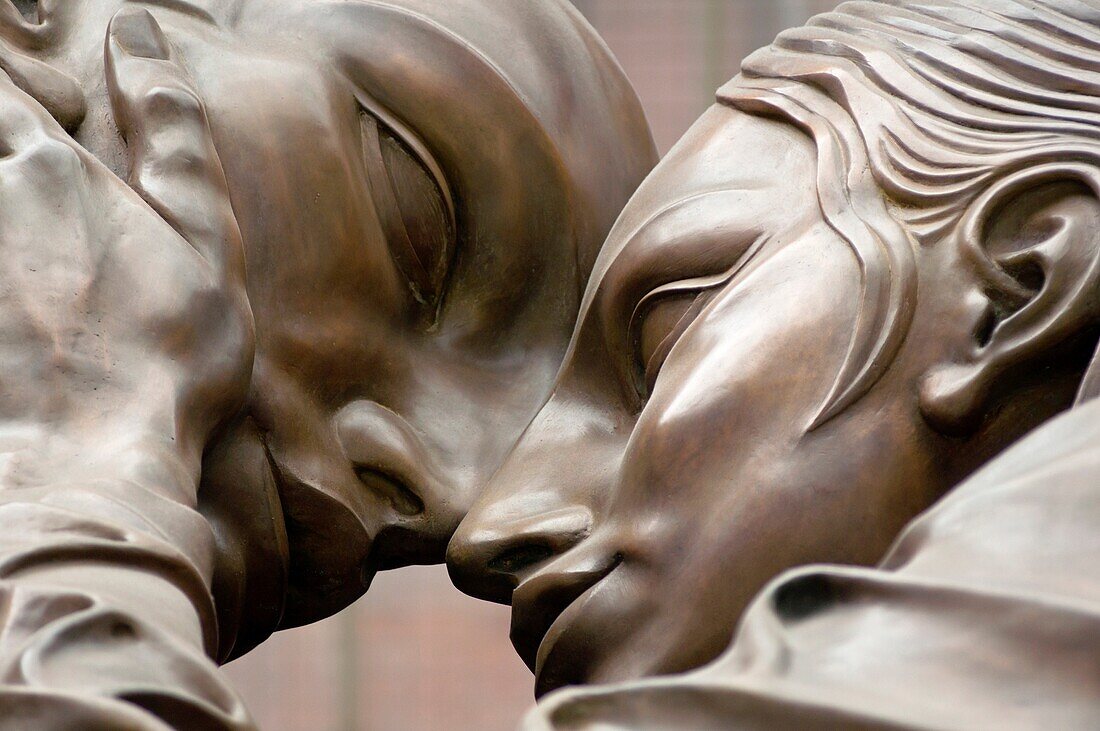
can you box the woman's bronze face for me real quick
[448,105,959,694]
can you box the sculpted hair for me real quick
[717,0,1100,427]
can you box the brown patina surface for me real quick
[0,1,655,727]
[447,3,1100,727]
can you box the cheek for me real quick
[205,58,406,322]
[612,237,862,520]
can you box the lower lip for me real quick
[532,559,623,685]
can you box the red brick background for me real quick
[223,3,840,729]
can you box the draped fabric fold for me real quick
[0,479,255,730]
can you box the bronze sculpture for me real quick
[7,0,1100,726]
[0,0,655,727]
[448,0,1100,712]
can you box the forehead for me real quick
[232,0,653,293]
[659,105,817,201]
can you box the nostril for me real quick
[448,506,595,604]
[354,466,424,517]
[488,544,554,575]
[335,400,449,522]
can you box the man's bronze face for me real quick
[197,1,655,628]
[199,29,569,611]
[50,0,655,634]
[447,103,1053,694]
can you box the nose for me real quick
[448,390,624,603]
[447,504,593,605]
[335,400,464,565]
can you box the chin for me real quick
[529,612,648,696]
[533,649,599,698]
[533,610,708,696]
[534,639,673,697]
[528,606,611,696]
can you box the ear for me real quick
[920,164,1100,436]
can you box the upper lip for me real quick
[509,548,623,679]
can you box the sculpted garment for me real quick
[527,376,1100,729]
[0,10,254,729]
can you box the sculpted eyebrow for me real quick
[593,189,770,341]
[583,197,767,406]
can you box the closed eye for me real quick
[628,234,768,398]
[360,106,456,318]
[632,291,710,397]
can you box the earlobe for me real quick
[921,357,993,438]
[920,164,1100,436]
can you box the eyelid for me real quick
[355,90,455,228]
[357,91,456,310]
[641,293,710,395]
[628,233,769,398]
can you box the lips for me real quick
[237,384,470,624]
[199,416,290,662]
[263,449,379,628]
[509,549,623,692]
[265,439,451,601]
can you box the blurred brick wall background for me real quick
[223,2,839,729]
[572,0,838,153]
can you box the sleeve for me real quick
[526,398,1100,730]
[0,449,257,730]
